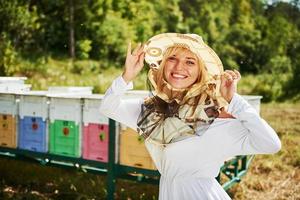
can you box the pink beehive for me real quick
[83,123,109,162]
[82,95,109,162]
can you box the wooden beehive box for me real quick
[119,126,156,170]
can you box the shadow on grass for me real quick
[0,157,158,200]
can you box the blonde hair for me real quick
[155,46,208,92]
[145,46,223,123]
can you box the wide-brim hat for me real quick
[144,33,223,77]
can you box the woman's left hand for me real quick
[220,70,241,103]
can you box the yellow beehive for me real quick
[0,114,17,148]
[119,127,156,170]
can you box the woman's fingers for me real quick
[137,43,144,55]
[125,42,145,68]
[222,71,236,88]
[234,69,241,80]
[123,42,145,83]
[127,41,132,57]
[223,70,241,81]
[223,72,233,82]
[126,42,144,58]
[138,52,145,68]
[220,69,241,103]
[225,70,237,79]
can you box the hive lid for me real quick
[18,90,48,96]
[46,93,84,99]
[0,77,27,84]
[0,84,31,93]
[47,86,93,95]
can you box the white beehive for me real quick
[0,93,18,116]
[18,91,49,121]
[48,86,93,95]
[82,94,108,126]
[0,84,31,93]
[0,77,27,84]
[48,94,83,124]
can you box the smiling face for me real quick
[163,47,200,89]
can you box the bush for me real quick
[0,34,18,76]
[76,39,92,59]
[71,60,99,75]
[91,11,136,68]
[264,55,292,74]
[238,73,290,102]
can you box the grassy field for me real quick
[229,103,300,200]
[17,58,297,103]
[0,103,299,200]
[20,58,148,94]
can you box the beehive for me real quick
[82,94,109,162]
[0,114,17,147]
[0,77,30,93]
[119,126,156,170]
[48,94,83,157]
[18,91,48,152]
[0,93,18,148]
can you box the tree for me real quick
[0,0,38,75]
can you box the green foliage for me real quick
[76,39,92,59]
[93,10,135,68]
[238,73,291,102]
[0,34,18,76]
[264,55,292,74]
[71,60,99,74]
[0,0,39,44]
[0,0,300,101]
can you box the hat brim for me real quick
[144,33,223,77]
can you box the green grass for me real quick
[18,57,148,94]
[0,157,158,200]
[15,56,296,102]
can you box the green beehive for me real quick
[49,120,80,157]
[48,94,86,157]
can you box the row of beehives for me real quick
[0,77,263,170]
[0,77,156,170]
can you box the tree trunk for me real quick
[69,0,75,59]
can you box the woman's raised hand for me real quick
[122,42,145,83]
[220,69,241,103]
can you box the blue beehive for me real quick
[18,116,47,152]
[18,91,48,152]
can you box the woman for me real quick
[100,33,281,200]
